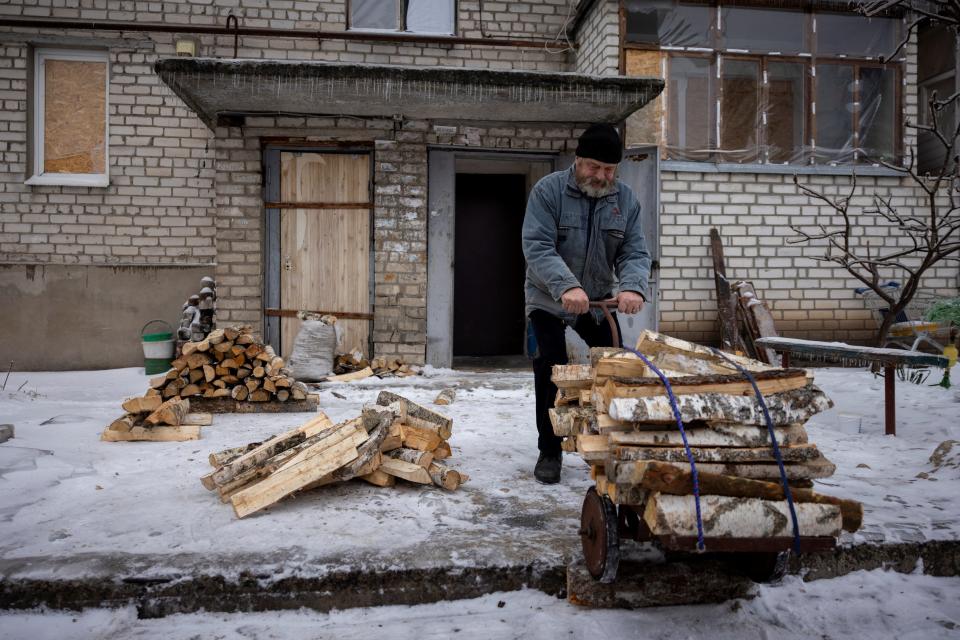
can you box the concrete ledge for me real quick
[2,541,957,616]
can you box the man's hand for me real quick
[561,287,590,315]
[616,290,644,315]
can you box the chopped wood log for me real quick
[107,414,138,433]
[434,388,456,405]
[248,390,270,402]
[608,424,808,448]
[594,356,649,382]
[550,364,595,389]
[145,387,161,398]
[121,395,163,414]
[607,386,833,426]
[379,457,432,484]
[149,374,168,389]
[359,469,396,487]
[237,366,252,380]
[617,460,862,532]
[613,457,837,482]
[203,364,216,382]
[221,375,239,385]
[230,430,363,518]
[245,378,260,393]
[577,434,610,463]
[214,341,233,353]
[102,425,201,442]
[549,406,596,437]
[595,413,633,433]
[290,381,308,400]
[276,390,290,402]
[387,447,434,469]
[180,384,202,397]
[400,424,442,451]
[196,338,211,352]
[253,366,266,378]
[595,369,809,404]
[185,353,212,370]
[183,412,212,426]
[274,376,293,388]
[427,462,464,491]
[635,329,776,374]
[145,397,190,426]
[212,388,232,398]
[613,443,822,464]
[380,423,403,452]
[244,343,264,359]
[165,368,181,381]
[207,329,225,345]
[181,341,199,356]
[231,385,249,401]
[554,387,582,407]
[326,366,374,382]
[432,441,452,460]
[378,391,453,440]
[221,358,238,369]
[262,378,277,393]
[333,410,395,481]
[223,327,239,341]
[236,333,256,345]
[209,445,250,468]
[266,356,285,375]
[642,493,842,538]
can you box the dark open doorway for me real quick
[453,173,527,357]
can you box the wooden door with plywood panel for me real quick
[264,149,373,360]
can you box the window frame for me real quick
[347,0,457,36]
[26,47,110,188]
[621,2,904,168]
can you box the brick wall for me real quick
[574,0,619,76]
[655,37,959,346]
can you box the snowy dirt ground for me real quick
[0,363,959,635]
[1,568,958,639]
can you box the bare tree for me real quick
[789,2,959,347]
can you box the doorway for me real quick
[453,172,527,357]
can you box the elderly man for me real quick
[522,123,652,484]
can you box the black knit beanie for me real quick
[575,123,622,164]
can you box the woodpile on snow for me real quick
[552,330,863,541]
[101,396,212,442]
[151,325,309,403]
[201,391,467,518]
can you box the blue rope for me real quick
[620,345,706,552]
[709,348,802,555]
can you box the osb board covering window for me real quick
[624,50,663,152]
[43,59,106,174]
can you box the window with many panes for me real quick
[624,1,903,166]
[27,48,110,186]
[349,0,455,35]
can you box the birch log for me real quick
[608,423,808,448]
[607,386,833,426]
[613,457,836,482]
[613,443,822,464]
[427,462,463,490]
[642,493,842,538]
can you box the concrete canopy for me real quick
[154,58,664,128]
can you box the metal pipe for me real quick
[0,17,576,50]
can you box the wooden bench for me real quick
[756,337,949,437]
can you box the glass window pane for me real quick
[859,66,897,163]
[816,13,900,58]
[407,0,454,34]
[351,0,398,30]
[43,58,106,174]
[719,58,761,163]
[766,61,807,164]
[666,56,715,161]
[720,7,807,54]
[815,63,855,163]
[625,0,713,48]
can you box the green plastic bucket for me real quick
[141,319,175,375]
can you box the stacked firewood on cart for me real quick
[201,391,467,518]
[551,330,863,579]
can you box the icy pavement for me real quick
[0,365,957,583]
[1,567,958,639]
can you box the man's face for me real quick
[574,157,618,197]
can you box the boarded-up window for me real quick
[29,49,109,186]
[624,49,664,150]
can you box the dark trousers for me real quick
[529,309,622,456]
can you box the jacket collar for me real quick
[564,164,620,199]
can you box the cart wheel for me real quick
[580,487,620,583]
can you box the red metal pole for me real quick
[884,365,896,436]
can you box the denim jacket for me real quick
[522,166,651,323]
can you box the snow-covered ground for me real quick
[1,568,958,639]
[1,364,959,633]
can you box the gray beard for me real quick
[575,178,616,198]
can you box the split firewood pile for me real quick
[151,325,310,403]
[101,396,212,442]
[551,330,863,542]
[326,350,420,382]
[201,391,467,518]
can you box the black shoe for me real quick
[534,453,562,484]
